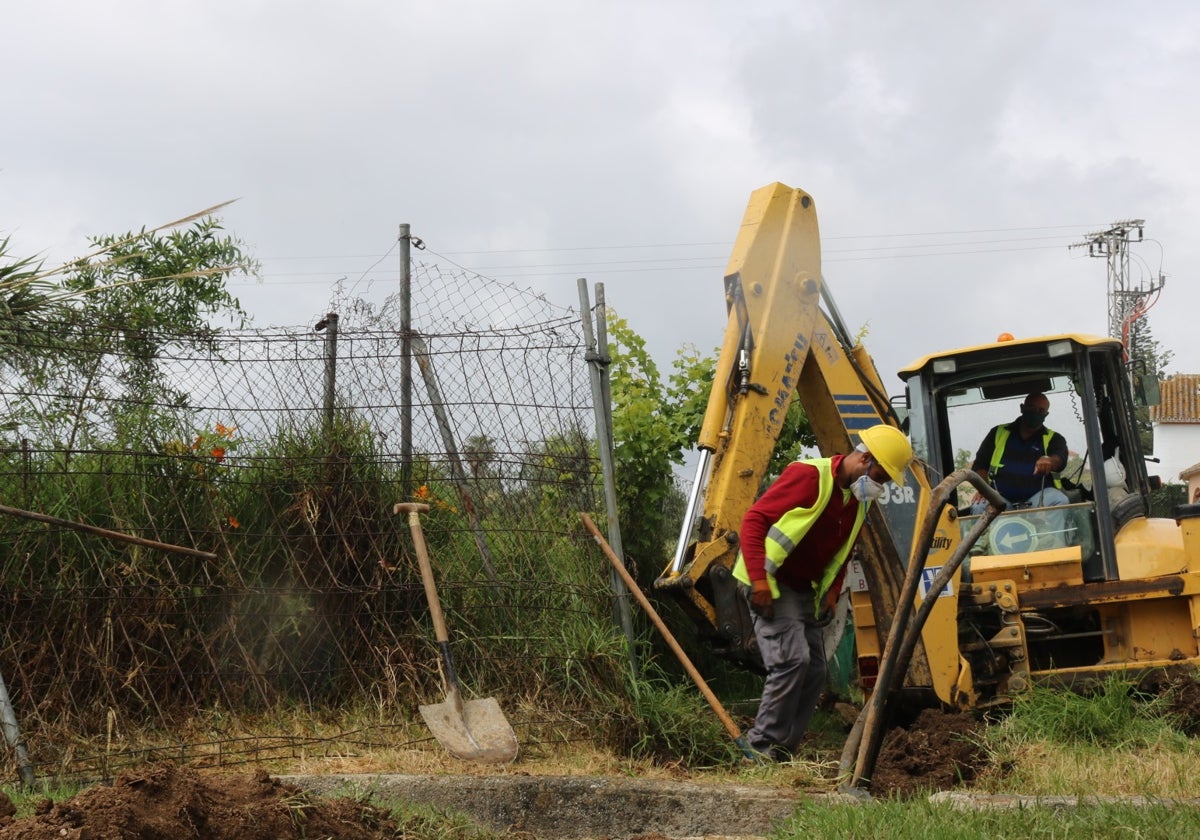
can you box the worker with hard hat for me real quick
[732,423,913,763]
[969,391,1069,512]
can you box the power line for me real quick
[242,221,1115,289]
[256,242,1079,283]
[260,223,1106,262]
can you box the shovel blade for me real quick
[419,696,518,764]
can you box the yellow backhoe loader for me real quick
[655,182,1200,718]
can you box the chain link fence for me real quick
[0,260,627,782]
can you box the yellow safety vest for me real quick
[733,457,869,609]
[989,425,1062,489]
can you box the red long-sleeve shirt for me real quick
[739,454,860,593]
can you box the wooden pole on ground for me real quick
[580,512,742,740]
[0,502,218,561]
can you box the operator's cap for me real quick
[858,424,913,486]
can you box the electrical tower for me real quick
[1070,220,1165,361]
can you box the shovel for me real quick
[394,502,518,764]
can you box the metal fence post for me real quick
[399,223,413,499]
[409,334,502,585]
[577,279,638,673]
[318,312,339,440]
[0,665,35,788]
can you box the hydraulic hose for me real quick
[839,469,1005,792]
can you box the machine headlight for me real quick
[1047,340,1074,358]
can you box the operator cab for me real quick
[900,334,1155,584]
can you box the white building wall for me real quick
[1150,423,1200,485]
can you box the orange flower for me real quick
[226,515,240,529]
[210,447,226,461]
[414,484,430,500]
[215,423,237,439]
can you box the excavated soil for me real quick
[1143,666,1200,736]
[869,708,988,799]
[0,714,989,838]
[864,670,1200,800]
[1,678,1196,838]
[0,764,404,840]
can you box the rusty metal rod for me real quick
[0,502,218,561]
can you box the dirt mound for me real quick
[0,763,403,840]
[1144,667,1200,736]
[868,708,988,799]
[1168,678,1200,735]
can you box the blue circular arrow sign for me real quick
[991,517,1036,554]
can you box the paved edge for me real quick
[930,791,1200,810]
[280,773,853,838]
[281,774,1200,837]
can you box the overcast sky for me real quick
[6,1,1198,397]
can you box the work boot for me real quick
[769,743,794,764]
[734,735,773,765]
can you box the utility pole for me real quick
[1070,220,1165,359]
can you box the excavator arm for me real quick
[652,184,822,656]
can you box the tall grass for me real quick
[993,673,1179,748]
[975,672,1200,798]
[0,401,664,771]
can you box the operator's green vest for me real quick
[989,425,1063,489]
[732,457,869,608]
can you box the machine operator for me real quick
[970,391,1069,513]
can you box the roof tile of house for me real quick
[1150,374,1200,423]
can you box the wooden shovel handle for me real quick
[395,503,466,707]
[394,503,450,644]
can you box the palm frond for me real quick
[24,199,241,286]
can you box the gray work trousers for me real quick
[742,582,827,755]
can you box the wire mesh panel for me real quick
[0,260,620,780]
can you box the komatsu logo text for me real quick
[770,332,810,426]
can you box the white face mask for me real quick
[852,474,885,503]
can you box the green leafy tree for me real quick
[463,433,498,481]
[63,215,257,392]
[1,238,70,380]
[606,314,689,579]
[607,315,816,582]
[4,211,258,448]
[1126,318,1174,456]
[663,341,814,483]
[0,238,56,328]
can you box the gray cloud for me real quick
[5,0,1197,389]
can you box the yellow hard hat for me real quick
[859,424,913,486]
